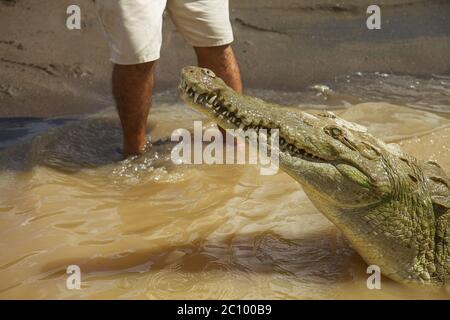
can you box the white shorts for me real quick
[95,0,234,65]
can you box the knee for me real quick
[195,44,232,58]
[113,61,155,74]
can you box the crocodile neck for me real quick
[434,206,450,284]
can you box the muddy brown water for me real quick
[0,73,449,299]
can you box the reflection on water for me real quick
[0,73,449,299]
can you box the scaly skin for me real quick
[178,66,450,286]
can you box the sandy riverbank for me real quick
[0,0,449,117]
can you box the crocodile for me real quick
[179,66,449,286]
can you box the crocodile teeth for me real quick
[242,118,251,125]
[185,87,323,163]
[294,142,303,150]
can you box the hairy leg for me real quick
[112,62,155,157]
[195,45,243,143]
[194,44,242,94]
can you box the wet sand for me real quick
[0,0,449,117]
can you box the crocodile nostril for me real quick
[202,68,216,78]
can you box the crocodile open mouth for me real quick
[179,79,326,163]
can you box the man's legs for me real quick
[194,45,243,94]
[95,0,165,157]
[111,45,240,158]
[112,62,155,157]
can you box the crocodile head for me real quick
[179,66,449,286]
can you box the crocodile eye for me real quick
[325,126,343,138]
[202,69,216,78]
[324,126,360,151]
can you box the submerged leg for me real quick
[112,62,155,157]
